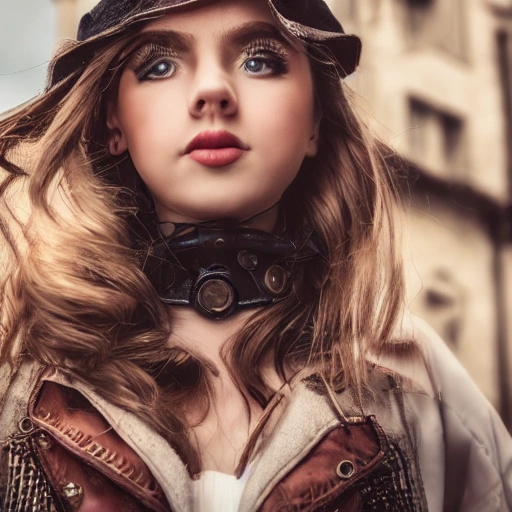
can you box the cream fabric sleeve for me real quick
[409,315,512,512]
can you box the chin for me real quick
[170,207,240,223]
[186,198,268,222]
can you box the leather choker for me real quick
[143,222,317,319]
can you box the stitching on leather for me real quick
[34,406,160,496]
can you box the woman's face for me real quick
[108,0,319,225]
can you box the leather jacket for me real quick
[1,315,511,512]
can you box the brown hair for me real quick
[0,26,403,475]
[223,45,404,406]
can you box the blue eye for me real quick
[243,52,288,76]
[139,59,176,80]
[244,58,269,74]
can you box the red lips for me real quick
[185,130,249,167]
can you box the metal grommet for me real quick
[336,460,355,479]
[36,432,53,450]
[196,278,235,315]
[62,482,84,509]
[214,238,226,249]
[18,417,34,434]
[238,250,258,270]
[264,265,288,295]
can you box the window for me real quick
[402,0,468,59]
[421,269,466,349]
[409,97,467,177]
[404,0,434,36]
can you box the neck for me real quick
[168,307,255,369]
[167,306,284,398]
[169,306,288,474]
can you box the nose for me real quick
[188,62,237,119]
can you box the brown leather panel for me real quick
[259,417,385,512]
[30,381,170,512]
[35,437,153,512]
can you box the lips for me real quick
[185,130,249,168]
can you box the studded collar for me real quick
[143,222,318,319]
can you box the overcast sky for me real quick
[0,0,56,113]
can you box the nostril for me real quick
[191,96,235,116]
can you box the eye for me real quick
[139,58,177,81]
[242,51,288,77]
[244,57,272,75]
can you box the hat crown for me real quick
[78,0,158,41]
[78,0,345,42]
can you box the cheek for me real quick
[119,104,164,151]
[246,79,315,182]
[116,81,184,156]
[248,79,315,148]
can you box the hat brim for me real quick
[47,0,361,89]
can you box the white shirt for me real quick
[192,470,247,512]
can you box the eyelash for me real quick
[242,40,289,76]
[131,46,179,81]
[139,58,177,81]
[130,38,290,81]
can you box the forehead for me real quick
[142,0,276,34]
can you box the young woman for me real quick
[0,0,511,511]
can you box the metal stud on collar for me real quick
[264,265,288,295]
[196,278,235,315]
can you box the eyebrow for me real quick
[139,21,295,53]
[219,21,295,49]
[135,29,194,54]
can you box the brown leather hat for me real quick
[48,0,362,88]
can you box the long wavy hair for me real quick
[0,19,404,474]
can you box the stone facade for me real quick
[326,0,512,424]
[53,0,512,427]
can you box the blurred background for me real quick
[0,0,511,429]
[327,0,512,431]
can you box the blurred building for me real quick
[53,0,98,38]
[327,0,512,426]
[53,0,512,427]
